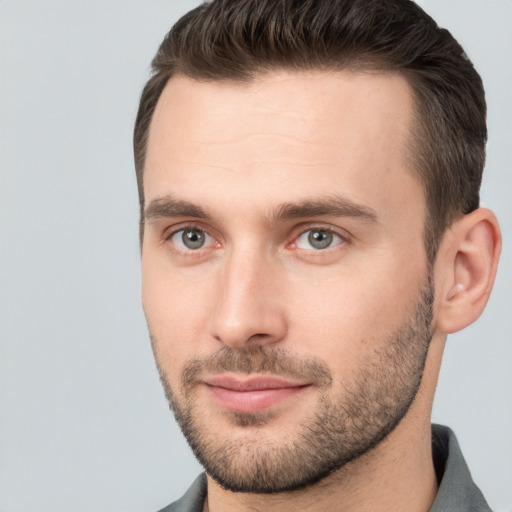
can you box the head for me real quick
[135,0,500,496]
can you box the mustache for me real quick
[181,346,333,392]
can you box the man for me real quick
[134,0,502,511]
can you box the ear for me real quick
[434,208,501,334]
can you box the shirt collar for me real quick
[429,424,491,511]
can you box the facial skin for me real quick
[142,70,440,506]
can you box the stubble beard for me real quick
[151,280,434,494]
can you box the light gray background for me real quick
[0,1,510,511]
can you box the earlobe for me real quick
[434,208,501,334]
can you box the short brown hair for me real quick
[134,0,486,263]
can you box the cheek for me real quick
[285,258,426,369]
[142,255,216,376]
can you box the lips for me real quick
[203,375,310,413]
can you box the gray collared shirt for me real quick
[157,424,492,512]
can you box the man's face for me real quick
[142,71,433,492]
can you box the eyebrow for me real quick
[270,196,378,224]
[144,196,210,222]
[144,194,378,224]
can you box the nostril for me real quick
[247,333,270,342]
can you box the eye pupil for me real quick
[182,229,205,249]
[308,230,333,249]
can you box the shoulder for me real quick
[430,425,492,512]
[156,474,207,512]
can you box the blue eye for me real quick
[171,228,211,250]
[296,229,342,250]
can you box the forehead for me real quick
[144,70,421,223]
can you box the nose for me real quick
[208,249,288,349]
